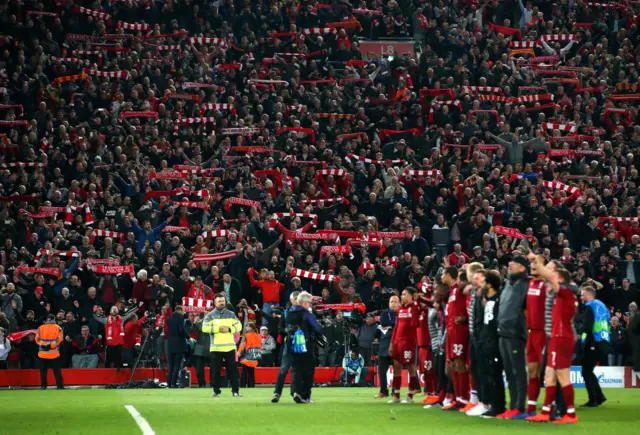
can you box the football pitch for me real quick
[3,388,640,434]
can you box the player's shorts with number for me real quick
[546,336,573,369]
[526,329,547,364]
[392,339,417,365]
[418,347,434,374]
[446,326,469,360]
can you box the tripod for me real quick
[126,333,154,387]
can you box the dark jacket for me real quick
[610,325,628,355]
[221,277,243,308]
[167,312,189,354]
[497,272,528,341]
[193,320,210,357]
[628,312,640,371]
[480,294,500,356]
[285,305,323,345]
[375,309,396,357]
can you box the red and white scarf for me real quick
[542,123,576,132]
[299,197,347,211]
[16,266,62,279]
[73,6,111,22]
[492,226,532,241]
[300,28,338,36]
[84,69,130,80]
[345,154,406,165]
[319,245,353,258]
[290,268,341,283]
[89,265,135,278]
[542,180,580,194]
[90,229,125,244]
[182,297,213,313]
[192,251,237,263]
[224,197,261,212]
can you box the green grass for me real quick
[2,388,640,435]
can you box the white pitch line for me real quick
[124,405,156,435]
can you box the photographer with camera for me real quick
[286,291,324,404]
[374,295,399,398]
[341,349,369,386]
[318,310,347,367]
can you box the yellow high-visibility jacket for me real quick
[202,309,242,353]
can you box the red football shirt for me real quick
[526,279,547,330]
[416,304,431,347]
[392,301,419,343]
[445,282,467,330]
[551,284,577,338]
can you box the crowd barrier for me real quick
[1,366,637,388]
[0,367,374,387]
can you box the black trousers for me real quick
[39,357,64,389]
[211,350,239,394]
[195,355,211,387]
[240,366,255,388]
[167,352,183,387]
[486,349,506,414]
[291,352,315,400]
[105,345,123,369]
[470,338,488,403]
[435,350,448,393]
[378,356,393,395]
[274,345,292,396]
[582,345,607,404]
[499,337,527,412]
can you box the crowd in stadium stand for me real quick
[1,0,640,379]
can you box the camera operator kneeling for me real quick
[341,350,369,386]
[286,291,324,404]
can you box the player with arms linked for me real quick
[526,253,579,424]
[388,287,421,403]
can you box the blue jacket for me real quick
[129,221,167,254]
[583,299,611,344]
[53,256,80,295]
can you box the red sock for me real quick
[562,384,576,417]
[527,377,541,413]
[540,385,556,415]
[451,372,460,401]
[392,376,402,397]
[459,372,470,403]
[408,376,418,397]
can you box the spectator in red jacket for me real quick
[248,267,285,320]
[123,311,148,368]
[447,244,470,266]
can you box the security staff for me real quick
[286,291,324,404]
[202,294,243,397]
[35,314,65,389]
[272,291,299,403]
[580,286,610,407]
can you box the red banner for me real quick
[358,40,415,57]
